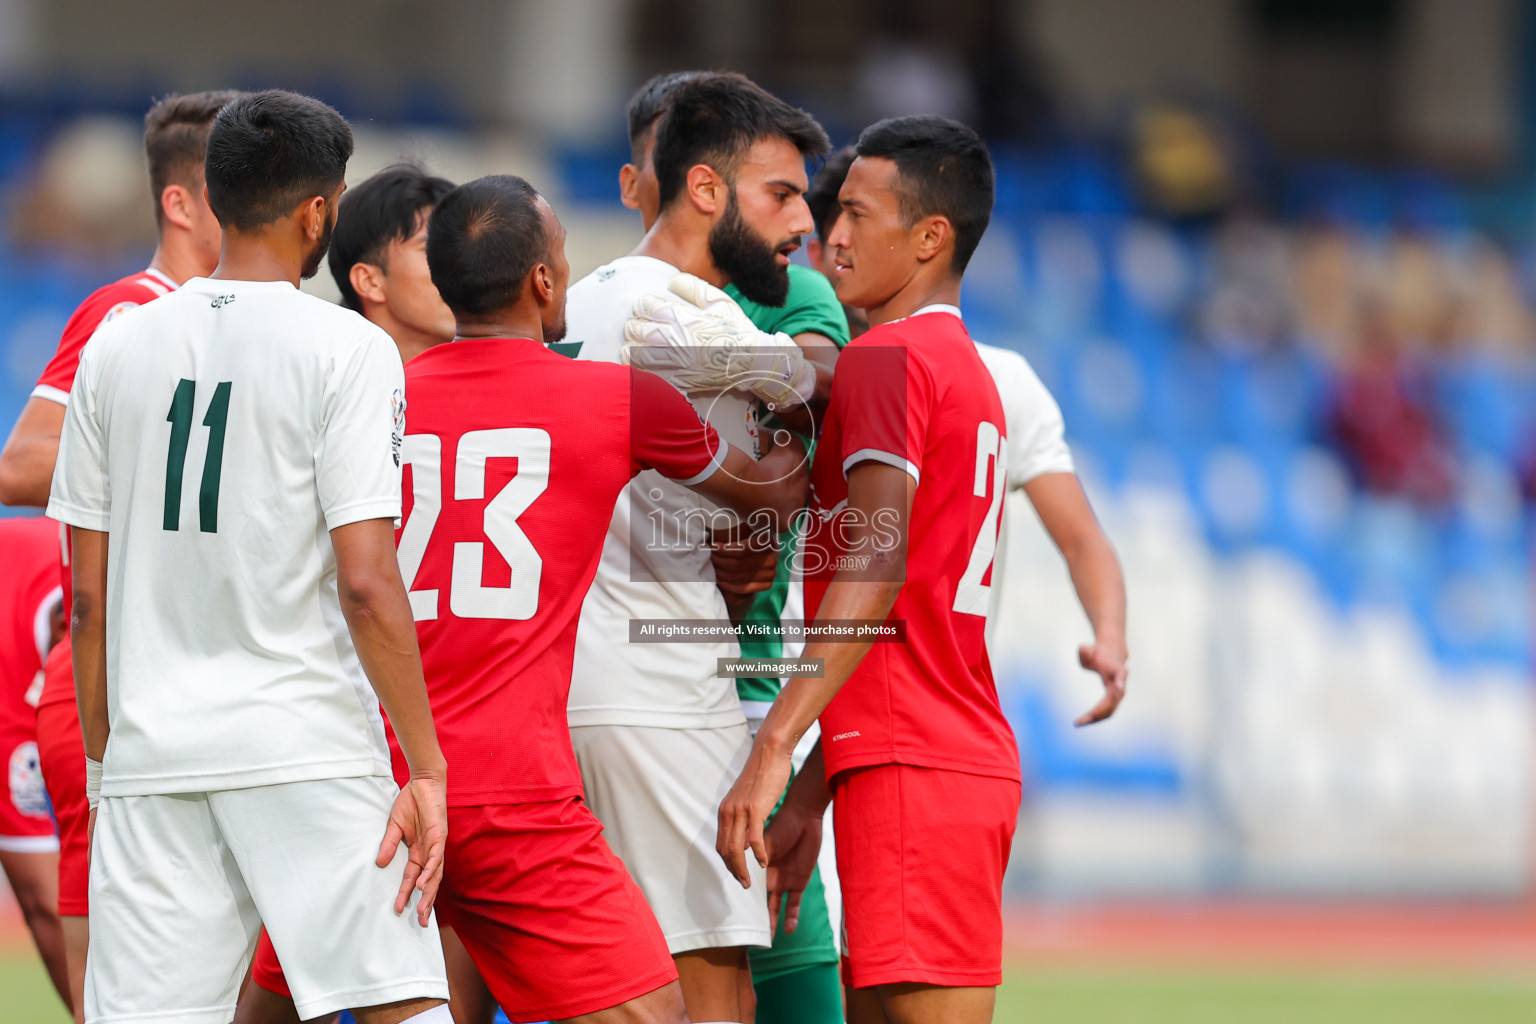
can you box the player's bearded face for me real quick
[542,307,567,346]
[301,203,337,281]
[708,187,792,307]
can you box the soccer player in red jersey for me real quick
[0,516,66,1009]
[718,116,1127,1024]
[238,162,501,1024]
[244,175,809,1024]
[0,89,237,1024]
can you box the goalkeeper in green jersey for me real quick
[620,72,848,1024]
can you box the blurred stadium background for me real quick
[6,0,1536,1019]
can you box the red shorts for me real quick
[36,642,88,915]
[0,674,56,851]
[833,763,1020,989]
[253,796,676,1022]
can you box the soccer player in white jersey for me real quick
[239,162,500,1024]
[563,71,829,1024]
[46,90,451,1024]
[804,149,1129,722]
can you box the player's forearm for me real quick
[1061,527,1127,654]
[341,585,445,778]
[771,335,837,434]
[69,528,110,761]
[755,575,903,757]
[1026,474,1127,654]
[781,739,832,817]
[0,431,59,508]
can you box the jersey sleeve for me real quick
[998,353,1074,488]
[627,367,730,485]
[315,331,407,530]
[46,341,111,531]
[833,337,932,484]
[33,288,147,405]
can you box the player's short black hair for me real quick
[625,70,706,157]
[144,90,242,227]
[205,90,354,232]
[806,145,857,241]
[855,116,994,275]
[328,163,455,312]
[426,175,548,318]
[652,73,829,212]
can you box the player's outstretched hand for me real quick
[1073,640,1129,727]
[764,801,822,937]
[717,740,794,889]
[377,773,448,927]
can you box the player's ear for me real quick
[913,214,952,266]
[619,164,641,212]
[532,261,555,306]
[160,184,194,231]
[299,195,328,241]
[350,262,387,306]
[685,164,723,217]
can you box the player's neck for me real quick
[865,275,962,328]
[366,305,448,364]
[211,234,304,286]
[393,330,447,363]
[632,217,728,289]
[147,233,212,287]
[453,306,544,343]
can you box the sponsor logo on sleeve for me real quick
[391,388,406,467]
[101,300,140,323]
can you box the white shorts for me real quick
[570,722,771,954]
[85,775,448,1024]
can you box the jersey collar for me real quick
[142,267,179,292]
[906,303,963,321]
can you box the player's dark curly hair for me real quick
[855,116,994,275]
[328,163,455,312]
[806,145,857,242]
[205,90,353,232]
[426,175,547,317]
[651,73,829,212]
[625,70,706,157]
[144,90,243,227]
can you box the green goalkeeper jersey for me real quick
[725,264,849,706]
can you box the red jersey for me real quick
[394,337,727,805]
[33,268,178,406]
[804,306,1019,782]
[34,268,177,710]
[0,517,63,714]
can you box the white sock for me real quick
[399,1005,453,1024]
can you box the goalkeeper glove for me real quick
[622,273,817,409]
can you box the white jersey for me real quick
[565,256,750,729]
[974,342,1075,636]
[48,277,404,797]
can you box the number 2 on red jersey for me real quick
[397,428,550,621]
[953,419,1005,616]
